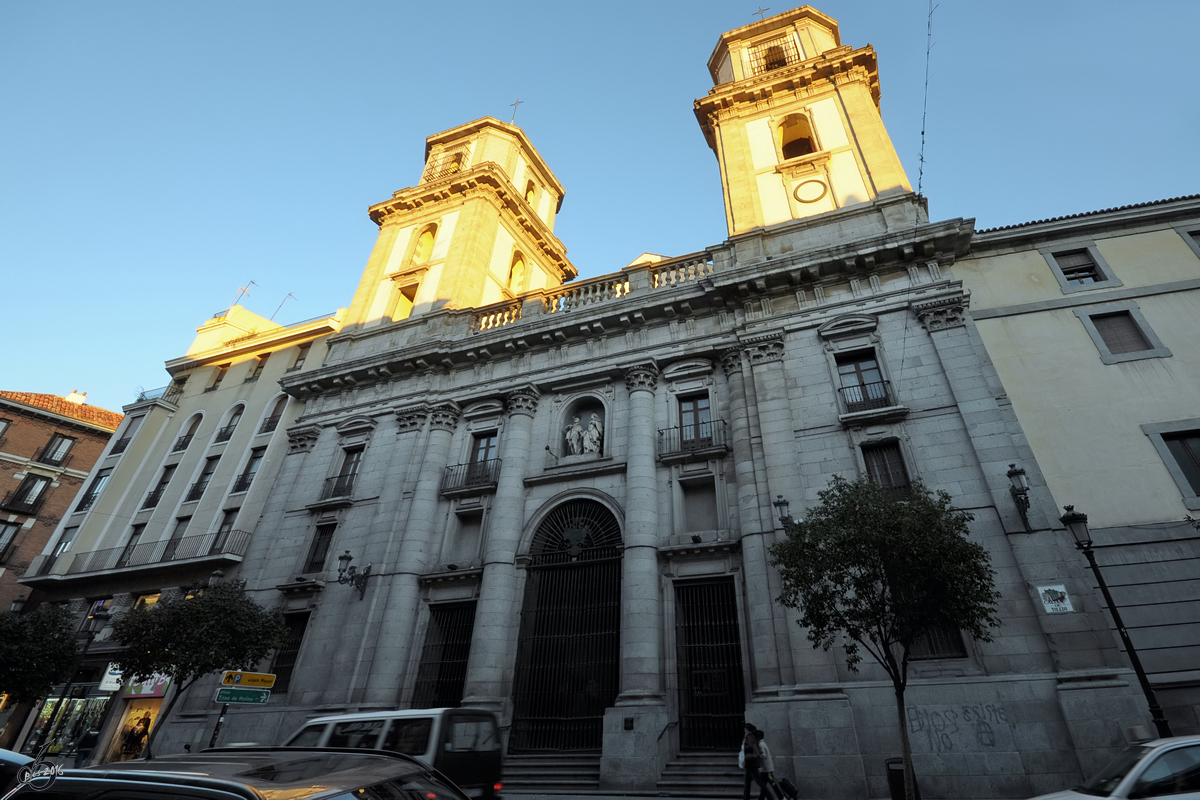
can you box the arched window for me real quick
[525,180,537,205]
[412,227,436,266]
[508,253,526,292]
[779,115,817,160]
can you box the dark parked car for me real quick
[9,747,470,800]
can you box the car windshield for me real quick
[1078,746,1153,796]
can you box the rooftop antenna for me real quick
[229,280,258,311]
[509,99,524,124]
[916,0,937,197]
[270,292,297,322]
[753,6,770,21]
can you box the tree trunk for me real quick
[143,678,189,760]
[893,682,917,800]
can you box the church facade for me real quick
[19,7,1182,799]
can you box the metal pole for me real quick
[1081,545,1172,738]
[208,704,230,749]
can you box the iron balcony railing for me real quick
[142,485,167,509]
[185,480,210,503]
[441,459,502,494]
[231,473,255,493]
[658,420,728,457]
[66,529,253,575]
[839,380,894,414]
[214,423,238,443]
[259,415,282,434]
[423,155,464,182]
[110,436,132,455]
[34,447,73,468]
[319,474,355,501]
[171,433,194,452]
[1,491,45,515]
[76,492,100,513]
[135,383,184,405]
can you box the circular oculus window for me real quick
[793,180,828,204]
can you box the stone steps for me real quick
[502,753,602,794]
[657,752,745,798]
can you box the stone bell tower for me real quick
[694,6,914,236]
[342,117,577,331]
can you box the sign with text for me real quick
[220,671,276,688]
[98,663,124,692]
[1038,585,1074,613]
[123,673,171,698]
[214,687,271,704]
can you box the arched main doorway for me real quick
[509,499,623,752]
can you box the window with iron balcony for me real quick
[837,353,892,413]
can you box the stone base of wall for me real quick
[599,702,669,792]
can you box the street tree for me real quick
[0,603,78,703]
[110,579,286,758]
[769,475,1001,800]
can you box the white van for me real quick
[282,707,502,799]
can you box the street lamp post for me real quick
[1060,505,1172,739]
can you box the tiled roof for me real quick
[0,391,124,431]
[976,193,1200,234]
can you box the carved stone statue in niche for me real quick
[583,413,604,455]
[565,416,584,455]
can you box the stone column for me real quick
[720,347,782,690]
[362,403,459,704]
[460,389,539,714]
[600,364,668,792]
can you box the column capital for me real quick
[286,424,321,454]
[428,402,462,432]
[911,294,967,331]
[719,347,744,377]
[624,364,660,394]
[506,387,540,418]
[394,406,430,434]
[743,334,785,365]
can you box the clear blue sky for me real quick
[3,1,1197,414]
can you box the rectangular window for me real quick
[0,521,21,563]
[303,523,336,573]
[206,364,230,392]
[134,592,160,609]
[38,434,76,466]
[271,612,312,693]
[144,465,176,508]
[0,419,10,441]
[749,35,799,75]
[412,602,477,708]
[837,352,890,412]
[187,457,221,502]
[118,524,146,567]
[77,468,113,512]
[387,282,420,322]
[862,441,910,500]
[681,478,719,533]
[111,414,144,455]
[326,447,363,498]
[83,597,114,630]
[1041,243,1122,293]
[1074,302,1171,364]
[288,344,311,372]
[233,448,265,493]
[246,354,269,382]
[679,395,713,448]
[1163,432,1200,495]
[53,526,79,558]
[211,510,238,553]
[5,475,50,514]
[909,627,968,660]
[163,516,191,560]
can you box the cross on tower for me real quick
[510,99,524,123]
[754,6,770,20]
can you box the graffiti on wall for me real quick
[906,704,1013,753]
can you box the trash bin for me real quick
[885,758,920,800]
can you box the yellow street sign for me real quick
[221,670,276,688]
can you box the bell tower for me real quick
[694,6,914,237]
[343,118,576,331]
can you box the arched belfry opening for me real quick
[510,499,623,752]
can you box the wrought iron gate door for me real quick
[675,578,746,750]
[510,500,623,752]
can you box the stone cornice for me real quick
[368,162,577,282]
[165,313,344,372]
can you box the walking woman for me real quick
[739,723,776,800]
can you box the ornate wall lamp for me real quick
[1060,505,1172,738]
[773,495,793,526]
[1007,464,1031,531]
[336,550,372,600]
